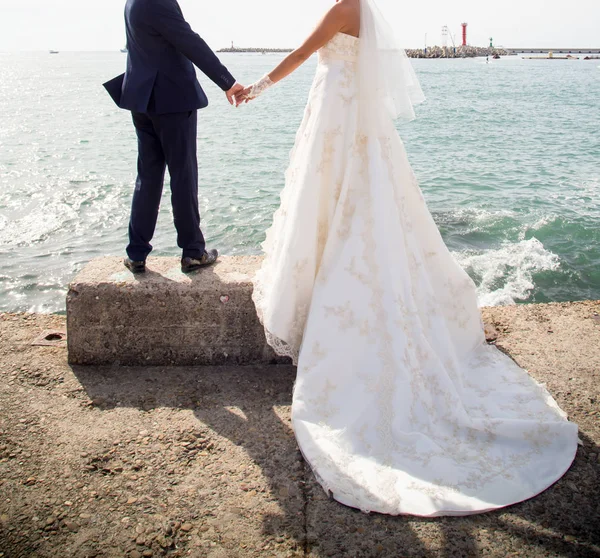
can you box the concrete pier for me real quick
[66,256,280,366]
[2,302,599,556]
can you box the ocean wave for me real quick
[433,207,522,245]
[453,238,561,307]
[0,200,78,246]
[0,177,129,247]
[530,215,556,229]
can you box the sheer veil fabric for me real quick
[252,0,578,516]
[357,0,425,123]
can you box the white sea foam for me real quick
[448,208,516,222]
[436,207,520,236]
[454,238,561,307]
[529,215,556,230]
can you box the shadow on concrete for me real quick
[71,363,599,557]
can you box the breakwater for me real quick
[217,47,293,54]
[217,44,509,58]
[506,48,600,54]
[406,45,510,58]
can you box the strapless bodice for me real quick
[318,32,360,64]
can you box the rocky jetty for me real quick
[407,45,510,58]
[217,47,293,53]
[217,45,510,58]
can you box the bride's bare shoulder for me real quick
[330,0,360,35]
[332,0,360,16]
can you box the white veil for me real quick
[358,0,425,122]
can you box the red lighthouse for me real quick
[461,23,468,46]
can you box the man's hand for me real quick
[226,83,245,106]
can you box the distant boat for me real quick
[49,50,59,54]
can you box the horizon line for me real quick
[2,45,600,53]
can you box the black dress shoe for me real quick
[124,257,146,274]
[181,249,219,273]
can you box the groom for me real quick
[103,0,244,273]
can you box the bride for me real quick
[239,0,578,516]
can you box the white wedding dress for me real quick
[252,32,578,516]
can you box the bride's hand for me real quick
[235,87,253,106]
[235,75,275,106]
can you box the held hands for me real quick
[225,83,245,106]
[230,75,275,107]
[235,86,253,106]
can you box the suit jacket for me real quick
[104,0,236,114]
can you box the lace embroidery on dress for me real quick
[251,34,360,366]
[318,33,360,64]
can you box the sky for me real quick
[0,0,598,51]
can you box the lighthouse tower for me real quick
[461,23,468,46]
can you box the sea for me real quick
[0,51,598,314]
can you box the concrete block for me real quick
[66,256,281,366]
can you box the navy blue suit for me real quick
[104,0,236,261]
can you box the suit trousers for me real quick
[127,110,205,261]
